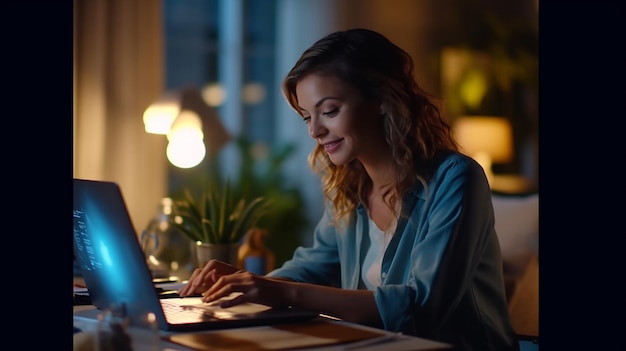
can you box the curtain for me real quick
[73,0,167,233]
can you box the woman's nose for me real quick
[308,116,327,139]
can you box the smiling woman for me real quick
[176,28,520,351]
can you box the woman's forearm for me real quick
[272,278,383,327]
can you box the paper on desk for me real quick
[167,326,339,351]
[164,319,387,351]
[73,286,89,295]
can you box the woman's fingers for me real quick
[179,267,215,296]
[199,260,238,278]
[178,259,239,297]
[195,272,288,308]
[177,268,202,296]
[201,272,256,303]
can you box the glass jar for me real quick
[141,197,194,281]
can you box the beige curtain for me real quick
[73,0,167,233]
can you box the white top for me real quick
[361,217,392,290]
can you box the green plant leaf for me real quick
[167,163,277,246]
[229,196,270,243]
[218,179,230,243]
[203,191,217,243]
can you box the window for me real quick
[163,0,276,146]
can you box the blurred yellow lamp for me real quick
[142,91,181,134]
[166,110,206,168]
[143,86,231,169]
[453,116,513,185]
[167,110,204,142]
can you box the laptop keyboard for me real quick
[161,300,214,323]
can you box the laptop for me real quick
[73,178,318,332]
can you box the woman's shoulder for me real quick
[406,151,489,202]
[424,150,487,188]
[433,150,480,172]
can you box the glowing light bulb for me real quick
[166,136,206,168]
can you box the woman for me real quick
[178,28,519,350]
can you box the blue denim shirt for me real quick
[268,152,519,350]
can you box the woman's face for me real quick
[295,74,383,166]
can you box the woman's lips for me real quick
[322,139,343,153]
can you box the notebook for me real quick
[73,178,318,332]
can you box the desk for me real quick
[74,305,450,351]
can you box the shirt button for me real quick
[381,272,387,279]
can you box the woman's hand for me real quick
[199,270,292,308]
[177,259,240,297]
[180,261,379,326]
[177,259,292,308]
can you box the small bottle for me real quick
[238,228,275,275]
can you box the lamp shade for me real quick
[453,116,513,163]
[143,91,181,134]
[166,110,204,142]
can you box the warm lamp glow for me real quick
[143,91,181,134]
[166,110,205,168]
[166,137,206,169]
[201,83,226,107]
[144,86,232,169]
[242,82,266,104]
[459,68,488,110]
[453,116,513,185]
[166,110,204,142]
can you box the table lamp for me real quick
[453,116,513,185]
[143,86,231,168]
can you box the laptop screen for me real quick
[73,179,166,326]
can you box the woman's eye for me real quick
[322,108,338,117]
[302,116,311,124]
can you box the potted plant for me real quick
[166,136,310,270]
[169,178,270,268]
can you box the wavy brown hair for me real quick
[282,28,458,225]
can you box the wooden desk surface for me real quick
[73,305,451,351]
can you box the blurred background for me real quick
[73,0,538,267]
